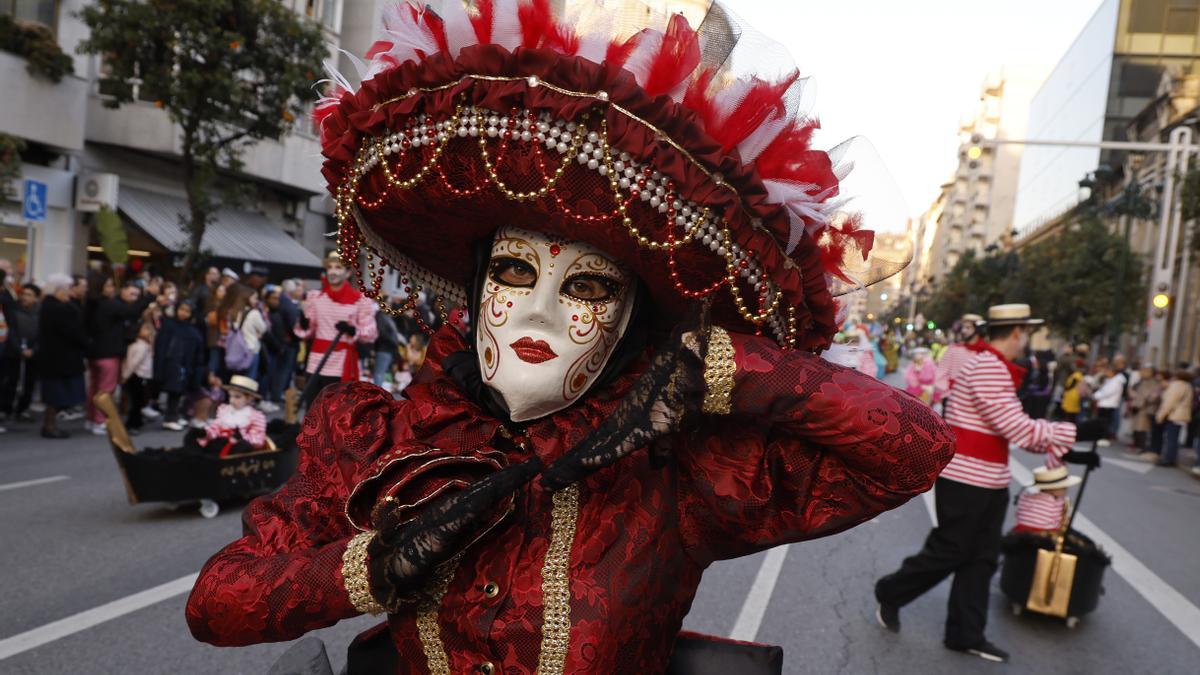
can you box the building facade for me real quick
[1014,0,1200,239]
[1,0,353,284]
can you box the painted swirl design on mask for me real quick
[479,230,541,381]
[561,252,630,400]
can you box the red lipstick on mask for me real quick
[510,337,558,364]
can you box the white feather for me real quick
[490,0,523,51]
[338,48,369,83]
[321,60,354,96]
[736,112,790,164]
[763,179,842,254]
[622,30,663,88]
[711,77,754,123]
[577,31,610,63]
[441,0,478,57]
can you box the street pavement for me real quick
[2,373,1200,674]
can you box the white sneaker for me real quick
[162,420,185,432]
[190,419,207,430]
[91,423,108,436]
[259,401,280,413]
[1097,439,1111,448]
[1191,467,1200,478]
[59,409,84,421]
[141,406,162,419]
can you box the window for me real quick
[305,0,341,32]
[1131,0,1168,32]
[1,0,59,31]
[1166,0,1200,34]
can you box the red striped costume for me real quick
[941,343,1075,489]
[935,341,977,401]
[1012,491,1068,533]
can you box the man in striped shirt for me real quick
[933,312,983,410]
[874,304,1103,663]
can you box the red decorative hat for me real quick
[317,0,903,350]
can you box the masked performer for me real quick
[186,2,954,673]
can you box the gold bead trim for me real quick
[702,326,736,415]
[415,555,461,675]
[334,92,801,346]
[341,531,386,615]
[536,484,580,674]
[409,486,581,675]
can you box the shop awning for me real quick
[117,186,323,269]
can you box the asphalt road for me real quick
[2,380,1199,674]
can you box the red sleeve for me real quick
[185,383,398,646]
[676,333,956,563]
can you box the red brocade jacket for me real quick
[186,327,954,673]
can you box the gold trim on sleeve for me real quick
[342,531,387,615]
[702,326,736,415]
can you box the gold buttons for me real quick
[478,662,495,675]
[483,582,500,598]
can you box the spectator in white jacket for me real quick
[1092,363,1126,444]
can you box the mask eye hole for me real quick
[562,274,622,303]
[488,257,537,288]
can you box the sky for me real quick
[726,0,1108,223]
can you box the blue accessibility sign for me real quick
[23,179,47,222]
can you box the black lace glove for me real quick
[335,320,357,338]
[540,309,708,492]
[1062,450,1101,469]
[366,457,542,608]
[298,314,310,331]
[1074,419,1110,443]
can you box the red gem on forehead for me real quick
[549,244,561,256]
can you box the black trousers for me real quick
[16,357,37,415]
[875,478,1009,648]
[124,376,148,430]
[0,354,19,415]
[300,374,341,412]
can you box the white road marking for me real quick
[0,475,69,493]
[1102,456,1155,475]
[921,490,938,527]
[0,573,199,661]
[728,545,790,641]
[1009,459,1200,651]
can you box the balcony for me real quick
[0,50,87,151]
[86,97,326,195]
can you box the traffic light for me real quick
[1152,293,1170,309]
[926,320,936,330]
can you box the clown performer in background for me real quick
[186,2,953,673]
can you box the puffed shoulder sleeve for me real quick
[185,382,397,646]
[675,332,956,564]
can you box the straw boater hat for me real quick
[985,303,1044,327]
[961,313,984,325]
[223,375,262,399]
[314,0,905,350]
[1029,465,1081,492]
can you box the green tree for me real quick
[77,0,327,273]
[1014,213,1145,342]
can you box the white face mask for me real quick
[476,226,635,422]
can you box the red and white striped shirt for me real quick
[204,404,267,449]
[294,289,378,378]
[1014,491,1068,532]
[935,342,975,399]
[941,348,1075,488]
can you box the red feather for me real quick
[711,73,800,151]
[364,39,393,61]
[518,0,553,49]
[423,9,450,54]
[818,215,873,282]
[642,14,701,98]
[605,33,640,68]
[756,121,829,184]
[545,22,579,54]
[471,0,495,44]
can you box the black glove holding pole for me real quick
[334,320,357,338]
[1062,450,1101,469]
